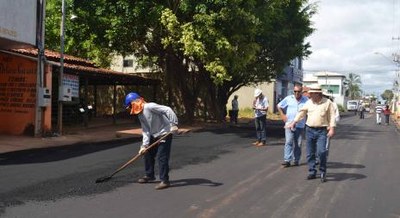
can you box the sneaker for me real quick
[282,161,291,168]
[137,176,156,184]
[155,181,170,190]
[252,141,260,146]
[307,174,316,180]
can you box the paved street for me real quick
[1,113,399,218]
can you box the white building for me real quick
[303,71,347,107]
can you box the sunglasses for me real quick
[293,91,302,93]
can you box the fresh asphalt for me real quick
[1,113,399,217]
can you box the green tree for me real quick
[45,0,315,122]
[345,73,362,99]
[381,89,394,103]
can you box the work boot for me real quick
[137,176,155,184]
[155,181,170,190]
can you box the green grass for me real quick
[238,107,280,120]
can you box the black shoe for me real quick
[320,172,326,183]
[307,174,316,180]
[137,176,156,183]
[282,161,291,168]
[293,162,299,166]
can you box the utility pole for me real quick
[57,0,65,135]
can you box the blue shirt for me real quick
[277,95,308,128]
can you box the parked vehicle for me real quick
[347,100,359,111]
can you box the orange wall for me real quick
[0,52,51,135]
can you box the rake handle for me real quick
[96,132,172,183]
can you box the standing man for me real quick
[231,95,239,124]
[375,103,383,125]
[252,88,269,146]
[125,92,179,190]
[277,85,308,167]
[287,84,336,182]
[358,103,365,119]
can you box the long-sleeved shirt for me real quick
[253,96,269,118]
[138,102,178,147]
[293,97,336,128]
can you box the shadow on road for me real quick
[326,161,367,181]
[327,161,366,169]
[170,178,223,188]
[327,172,367,181]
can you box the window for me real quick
[321,85,340,94]
[123,59,133,67]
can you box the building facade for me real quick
[303,71,347,107]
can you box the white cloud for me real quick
[303,0,400,96]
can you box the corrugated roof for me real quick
[6,48,159,86]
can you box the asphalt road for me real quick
[1,113,399,218]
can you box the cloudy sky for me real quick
[303,0,400,96]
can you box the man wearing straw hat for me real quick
[287,84,336,182]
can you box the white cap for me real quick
[254,88,262,97]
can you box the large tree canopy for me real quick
[45,0,315,122]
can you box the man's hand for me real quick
[286,121,295,129]
[327,127,335,138]
[170,125,178,134]
[138,146,147,155]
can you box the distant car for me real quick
[347,100,359,111]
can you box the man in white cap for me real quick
[252,88,269,146]
[287,84,336,182]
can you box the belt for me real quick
[306,125,326,130]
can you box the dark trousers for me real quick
[359,110,364,119]
[231,110,238,124]
[144,134,172,182]
[255,115,267,143]
[306,126,328,175]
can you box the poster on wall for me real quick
[59,73,79,101]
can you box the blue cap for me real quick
[125,92,140,106]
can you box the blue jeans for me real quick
[284,127,303,163]
[144,134,172,182]
[306,126,327,175]
[255,115,267,142]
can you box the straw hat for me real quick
[254,88,262,97]
[308,84,322,93]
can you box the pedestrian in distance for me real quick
[383,105,391,125]
[231,95,239,124]
[252,88,269,147]
[358,103,365,119]
[125,92,179,190]
[277,85,308,168]
[375,103,383,125]
[287,84,336,183]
